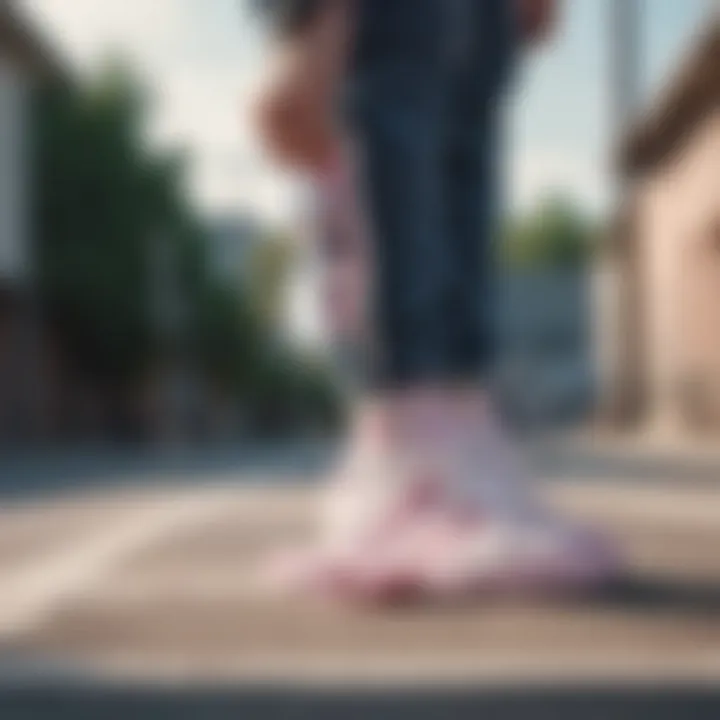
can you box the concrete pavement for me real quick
[0,477,718,685]
[0,440,719,718]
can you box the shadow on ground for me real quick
[0,686,718,720]
[393,574,720,619]
[597,575,720,617]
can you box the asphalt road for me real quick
[2,686,720,720]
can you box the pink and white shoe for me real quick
[412,400,622,599]
[418,513,620,600]
[260,396,621,606]
[260,397,476,604]
[260,480,446,603]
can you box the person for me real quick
[252,0,619,603]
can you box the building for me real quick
[0,0,64,440]
[206,213,263,286]
[496,269,593,426]
[602,19,720,435]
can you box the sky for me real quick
[19,0,714,225]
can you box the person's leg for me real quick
[443,0,511,383]
[253,1,458,601]
[344,0,452,388]
[439,1,520,516]
[264,0,472,601]
[407,2,622,593]
[263,0,620,601]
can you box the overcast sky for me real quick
[19,0,713,224]
[16,0,713,343]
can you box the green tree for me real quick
[245,230,297,332]
[35,60,342,436]
[36,66,183,383]
[503,194,595,270]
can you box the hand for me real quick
[253,55,338,170]
[517,0,559,45]
[251,1,353,171]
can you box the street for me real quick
[0,438,719,717]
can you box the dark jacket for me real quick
[251,0,327,36]
[252,0,517,91]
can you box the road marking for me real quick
[0,490,234,638]
[73,651,720,687]
[548,483,720,527]
[1,482,717,637]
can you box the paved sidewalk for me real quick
[1,475,718,688]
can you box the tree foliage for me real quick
[34,63,342,435]
[36,67,181,382]
[502,194,595,270]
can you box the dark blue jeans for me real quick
[344,0,516,389]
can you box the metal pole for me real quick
[610,0,642,181]
[596,0,643,424]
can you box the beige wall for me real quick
[636,109,720,430]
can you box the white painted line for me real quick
[0,491,233,638]
[80,651,720,687]
[548,484,720,527]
